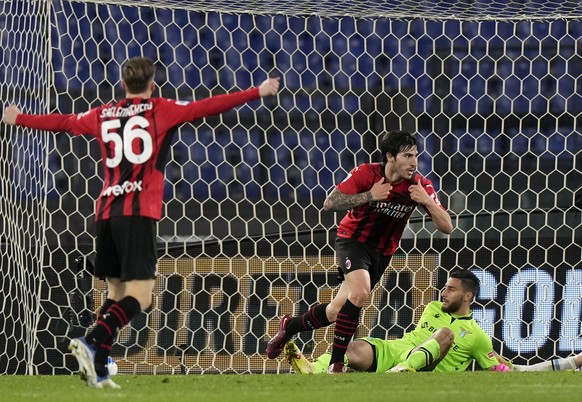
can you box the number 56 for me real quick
[102,116,153,168]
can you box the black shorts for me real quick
[94,216,158,281]
[335,237,392,289]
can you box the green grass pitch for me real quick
[2,372,582,402]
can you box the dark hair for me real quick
[449,268,480,298]
[379,130,419,164]
[122,57,155,94]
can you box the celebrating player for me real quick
[284,269,509,374]
[2,56,280,388]
[266,130,453,373]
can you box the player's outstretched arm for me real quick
[171,76,281,126]
[258,77,280,97]
[2,105,21,125]
[2,104,77,133]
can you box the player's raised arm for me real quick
[164,76,281,128]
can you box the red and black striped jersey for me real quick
[16,88,260,221]
[335,163,446,256]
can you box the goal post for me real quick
[0,0,580,374]
[0,0,52,375]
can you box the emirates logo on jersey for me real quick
[102,180,143,197]
[371,201,414,218]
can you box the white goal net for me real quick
[0,0,580,374]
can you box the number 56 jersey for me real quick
[17,89,260,221]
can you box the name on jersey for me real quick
[370,201,414,218]
[100,103,153,118]
[102,180,143,197]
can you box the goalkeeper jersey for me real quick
[402,301,498,371]
[16,88,260,221]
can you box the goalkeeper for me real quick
[285,268,508,373]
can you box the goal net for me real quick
[0,0,580,374]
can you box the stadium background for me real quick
[0,0,580,374]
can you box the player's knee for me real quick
[137,296,152,311]
[348,289,371,307]
[125,293,152,311]
[124,279,155,311]
[325,304,340,322]
[346,340,374,371]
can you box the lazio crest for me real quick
[459,326,473,338]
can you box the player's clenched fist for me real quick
[258,77,281,97]
[370,177,392,201]
[408,176,431,205]
[2,105,21,125]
